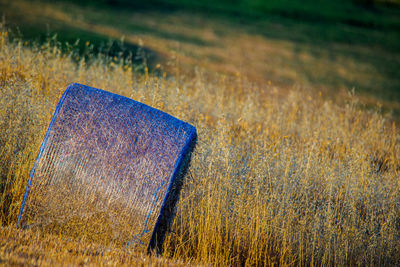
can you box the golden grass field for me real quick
[1,20,400,266]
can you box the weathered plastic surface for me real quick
[17,83,197,252]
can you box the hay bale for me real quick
[17,83,197,252]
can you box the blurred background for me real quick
[1,0,400,116]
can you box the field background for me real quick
[2,0,400,116]
[1,0,400,266]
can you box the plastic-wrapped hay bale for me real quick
[17,83,197,252]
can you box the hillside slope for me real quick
[1,0,400,116]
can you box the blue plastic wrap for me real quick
[17,83,197,252]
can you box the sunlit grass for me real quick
[1,26,400,265]
[0,225,183,266]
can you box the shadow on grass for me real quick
[6,21,163,73]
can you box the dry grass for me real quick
[1,25,400,266]
[0,225,185,266]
